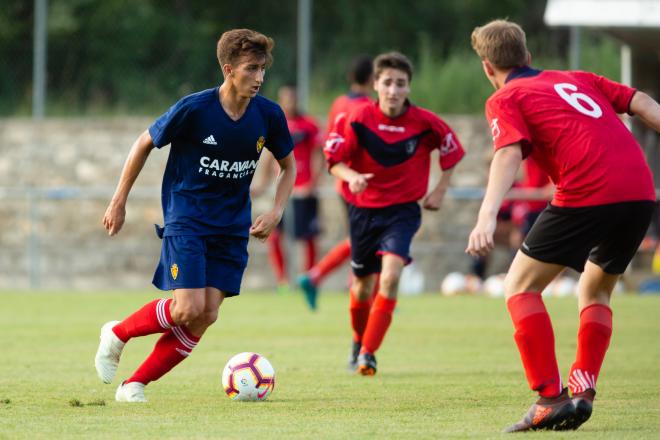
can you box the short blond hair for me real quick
[216,29,274,68]
[471,19,528,70]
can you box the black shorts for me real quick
[348,202,421,277]
[521,201,655,274]
[278,196,320,239]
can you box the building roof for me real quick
[545,0,660,27]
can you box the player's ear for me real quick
[222,63,233,78]
[482,60,495,77]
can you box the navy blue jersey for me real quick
[149,88,293,237]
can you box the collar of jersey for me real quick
[374,99,412,120]
[505,65,543,83]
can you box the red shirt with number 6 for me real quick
[486,67,655,207]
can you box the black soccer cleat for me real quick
[347,340,361,372]
[571,388,595,430]
[504,388,577,433]
[357,352,377,376]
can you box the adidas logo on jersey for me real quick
[203,135,218,145]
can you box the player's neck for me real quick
[491,69,512,90]
[219,83,251,121]
[379,102,407,119]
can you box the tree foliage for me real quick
[0,0,609,115]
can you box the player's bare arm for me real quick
[250,152,296,241]
[422,167,454,211]
[630,91,660,132]
[250,150,276,198]
[466,144,522,257]
[103,130,155,236]
[329,162,373,194]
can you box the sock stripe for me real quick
[172,326,197,350]
[156,299,173,329]
[569,368,596,393]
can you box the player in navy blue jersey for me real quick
[94,29,296,402]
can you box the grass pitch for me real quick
[0,290,658,439]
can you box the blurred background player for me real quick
[253,85,322,294]
[95,29,296,402]
[298,55,374,309]
[325,52,465,375]
[467,19,660,432]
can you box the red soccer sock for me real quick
[304,238,317,271]
[349,288,372,343]
[308,239,351,285]
[268,230,287,284]
[125,326,200,385]
[568,304,612,394]
[361,295,397,354]
[112,298,174,343]
[506,293,562,398]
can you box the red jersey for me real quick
[486,67,655,207]
[327,92,372,134]
[287,114,320,188]
[325,101,465,208]
[326,93,373,197]
[521,156,551,212]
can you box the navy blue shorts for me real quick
[278,196,320,239]
[348,202,421,277]
[152,234,249,296]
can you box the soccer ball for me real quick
[221,352,275,401]
[440,272,467,296]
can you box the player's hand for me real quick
[250,210,281,242]
[348,173,374,194]
[422,188,446,211]
[103,200,126,236]
[465,216,497,257]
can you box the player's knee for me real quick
[352,279,373,300]
[199,309,219,327]
[379,272,400,294]
[171,302,204,325]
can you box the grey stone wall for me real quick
[0,116,508,292]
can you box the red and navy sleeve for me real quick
[430,114,465,170]
[323,108,359,169]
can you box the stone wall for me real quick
[0,116,512,291]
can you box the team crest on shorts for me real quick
[256,136,265,153]
[170,263,179,280]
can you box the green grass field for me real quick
[0,290,658,439]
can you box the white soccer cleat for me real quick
[94,320,125,384]
[115,381,147,403]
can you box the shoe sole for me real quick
[357,365,376,376]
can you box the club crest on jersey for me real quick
[256,136,265,153]
[170,263,179,280]
[405,139,418,154]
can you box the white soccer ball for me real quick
[222,352,275,401]
[440,272,466,296]
[551,276,577,297]
[484,274,506,298]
